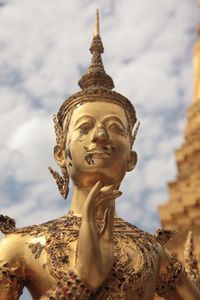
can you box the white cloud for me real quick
[8,115,54,180]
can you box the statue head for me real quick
[50,10,139,198]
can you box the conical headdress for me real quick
[55,10,137,146]
[78,10,114,90]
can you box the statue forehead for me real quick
[69,101,128,125]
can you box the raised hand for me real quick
[75,181,121,290]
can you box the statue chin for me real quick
[70,171,122,188]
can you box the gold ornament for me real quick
[48,166,69,199]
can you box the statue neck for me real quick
[69,184,118,218]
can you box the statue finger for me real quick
[83,181,102,217]
[96,191,122,208]
[100,207,114,241]
[97,189,120,203]
[100,184,114,193]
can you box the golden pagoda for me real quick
[159,22,200,268]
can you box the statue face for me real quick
[56,101,136,188]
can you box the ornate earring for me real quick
[49,114,70,199]
[48,166,69,199]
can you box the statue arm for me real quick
[40,182,117,299]
[156,245,200,300]
[0,234,25,300]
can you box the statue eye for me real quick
[109,123,124,134]
[79,123,93,135]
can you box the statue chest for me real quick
[20,216,160,299]
[46,217,158,299]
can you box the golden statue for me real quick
[0,11,200,300]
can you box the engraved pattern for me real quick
[40,271,94,300]
[15,213,160,299]
[28,242,45,260]
[0,262,25,300]
[48,166,69,199]
[156,254,186,298]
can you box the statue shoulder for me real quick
[0,231,24,263]
[0,232,26,297]
[117,221,178,258]
[0,214,48,260]
[117,219,176,248]
[0,215,22,261]
[117,218,157,245]
[1,215,67,240]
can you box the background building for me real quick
[159,21,200,267]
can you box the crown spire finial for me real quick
[78,10,114,90]
[93,9,100,37]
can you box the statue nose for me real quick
[91,126,109,144]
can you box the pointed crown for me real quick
[78,10,114,90]
[55,10,137,146]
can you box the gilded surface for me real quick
[0,213,176,299]
[0,9,200,300]
[1,212,199,299]
[14,214,156,284]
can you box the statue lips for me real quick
[85,145,116,159]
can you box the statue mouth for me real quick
[90,152,111,159]
[84,145,116,165]
[85,145,116,155]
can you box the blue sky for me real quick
[0,1,199,298]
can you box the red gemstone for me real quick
[62,287,68,294]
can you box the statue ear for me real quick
[54,145,66,168]
[127,151,137,172]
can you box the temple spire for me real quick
[78,10,114,90]
[158,14,200,279]
[193,23,200,103]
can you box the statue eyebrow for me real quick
[102,115,126,129]
[73,115,95,127]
